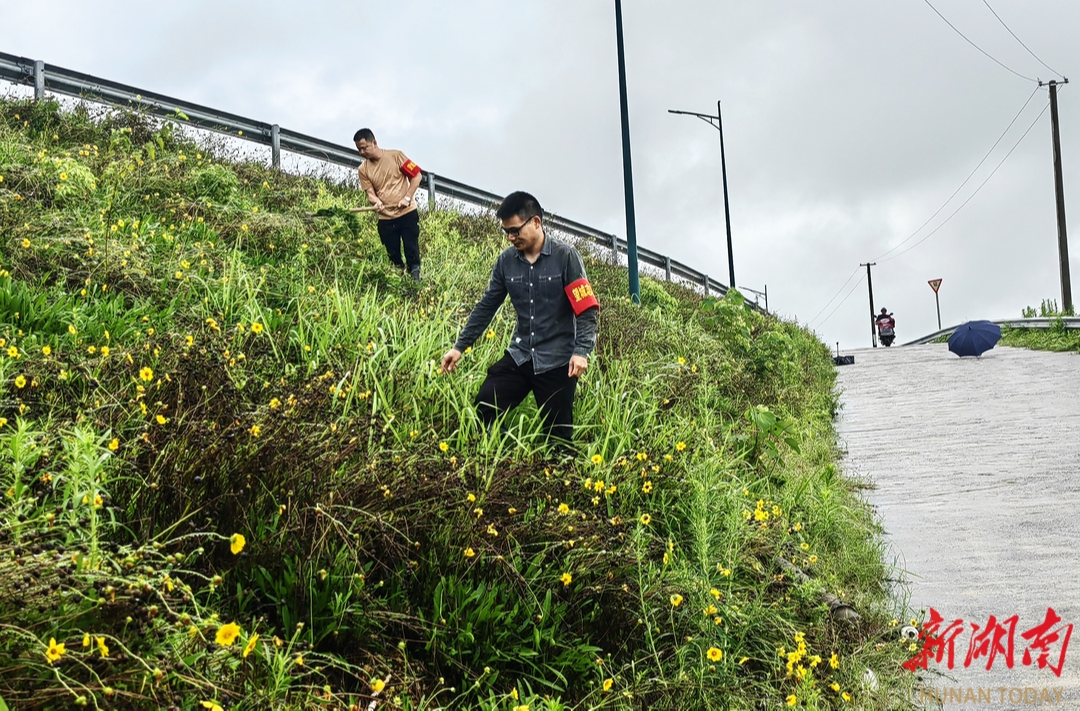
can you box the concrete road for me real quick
[835,344,1080,709]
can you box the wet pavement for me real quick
[835,344,1080,709]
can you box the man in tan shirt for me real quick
[354,128,424,280]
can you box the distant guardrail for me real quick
[903,317,1080,345]
[0,50,771,310]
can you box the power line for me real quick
[815,273,866,329]
[882,98,1050,262]
[873,86,1040,262]
[982,0,1065,80]
[806,265,861,328]
[923,0,1038,83]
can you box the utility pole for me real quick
[668,102,737,288]
[1042,79,1072,313]
[614,0,641,304]
[861,262,877,347]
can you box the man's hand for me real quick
[441,348,463,374]
[371,199,385,212]
[568,355,588,378]
[398,195,413,208]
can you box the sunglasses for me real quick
[502,216,537,237]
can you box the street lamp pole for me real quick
[614,0,641,303]
[668,102,736,288]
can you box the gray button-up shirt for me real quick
[454,235,598,373]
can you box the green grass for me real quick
[999,299,1080,352]
[0,97,918,710]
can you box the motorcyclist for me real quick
[875,307,896,346]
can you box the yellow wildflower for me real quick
[42,345,51,356]
[243,633,259,658]
[558,503,570,514]
[230,533,246,555]
[14,375,26,388]
[786,695,797,706]
[602,678,613,692]
[829,652,839,669]
[372,678,386,693]
[439,441,449,453]
[249,424,261,437]
[250,322,264,334]
[155,415,167,425]
[139,367,153,382]
[45,638,66,663]
[200,703,223,711]
[560,572,573,586]
[591,454,603,465]
[269,397,281,409]
[640,514,651,525]
[707,647,723,662]
[464,547,475,558]
[676,441,687,451]
[215,622,241,646]
[670,594,683,607]
[96,636,109,658]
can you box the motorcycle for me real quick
[877,315,896,347]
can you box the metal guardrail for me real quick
[0,50,770,307]
[903,317,1080,346]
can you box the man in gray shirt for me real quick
[440,191,598,444]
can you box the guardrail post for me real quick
[33,60,45,101]
[703,274,709,295]
[270,124,281,169]
[664,256,672,282]
[428,173,436,210]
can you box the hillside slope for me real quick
[0,98,916,710]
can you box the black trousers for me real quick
[376,210,421,271]
[475,353,578,443]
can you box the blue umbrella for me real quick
[948,320,1002,357]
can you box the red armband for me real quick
[399,159,421,178]
[564,278,599,315]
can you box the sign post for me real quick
[928,278,943,330]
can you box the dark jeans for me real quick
[475,353,578,443]
[376,210,421,271]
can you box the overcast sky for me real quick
[3,1,1077,350]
